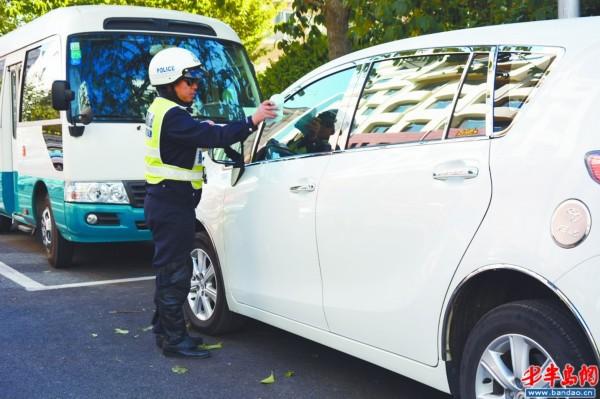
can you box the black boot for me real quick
[155,333,203,349]
[156,262,210,359]
[162,336,210,359]
[152,307,204,349]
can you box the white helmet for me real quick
[148,47,203,86]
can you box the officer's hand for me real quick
[251,101,278,126]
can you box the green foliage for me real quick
[264,0,600,96]
[0,0,279,61]
[329,0,561,50]
[257,35,328,99]
[21,82,59,121]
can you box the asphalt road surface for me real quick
[0,230,452,399]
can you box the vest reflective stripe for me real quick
[146,147,161,159]
[144,97,204,190]
[145,165,204,181]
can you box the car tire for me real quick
[459,299,596,398]
[0,214,12,233]
[184,231,245,335]
[38,194,74,268]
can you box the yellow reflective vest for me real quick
[144,97,204,190]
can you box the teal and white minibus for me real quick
[0,6,262,267]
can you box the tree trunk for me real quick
[324,0,351,60]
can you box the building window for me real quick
[363,106,377,115]
[388,102,416,113]
[372,125,391,133]
[427,98,453,109]
[401,122,427,133]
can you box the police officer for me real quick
[144,47,276,358]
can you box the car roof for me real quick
[285,16,600,93]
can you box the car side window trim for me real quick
[443,52,475,140]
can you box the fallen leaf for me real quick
[199,342,223,350]
[91,333,98,338]
[114,328,129,335]
[142,326,153,332]
[284,371,295,378]
[133,335,139,339]
[260,371,275,384]
[171,366,188,374]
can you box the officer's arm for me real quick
[163,107,256,149]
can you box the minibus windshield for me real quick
[67,33,261,123]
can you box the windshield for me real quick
[67,33,261,123]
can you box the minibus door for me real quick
[2,63,22,217]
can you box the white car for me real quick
[187,17,600,398]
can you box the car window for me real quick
[447,53,490,139]
[348,53,470,149]
[493,52,556,134]
[255,67,357,162]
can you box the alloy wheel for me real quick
[188,248,218,321]
[475,333,559,399]
[40,207,53,249]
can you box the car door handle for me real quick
[290,184,316,193]
[433,166,479,180]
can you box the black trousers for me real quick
[144,181,201,345]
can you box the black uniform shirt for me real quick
[159,106,256,170]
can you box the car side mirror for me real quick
[208,142,244,167]
[207,143,245,186]
[51,80,74,111]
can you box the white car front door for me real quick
[222,67,360,329]
[317,51,494,365]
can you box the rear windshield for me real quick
[67,32,261,123]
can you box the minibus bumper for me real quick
[62,202,151,242]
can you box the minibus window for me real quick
[67,33,261,123]
[22,39,61,122]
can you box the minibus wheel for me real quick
[184,231,245,335]
[38,194,74,268]
[459,299,595,398]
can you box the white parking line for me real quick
[0,260,154,291]
[0,261,45,290]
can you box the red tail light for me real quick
[585,151,600,183]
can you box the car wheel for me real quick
[0,214,12,233]
[184,231,244,335]
[38,194,74,268]
[459,299,595,398]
